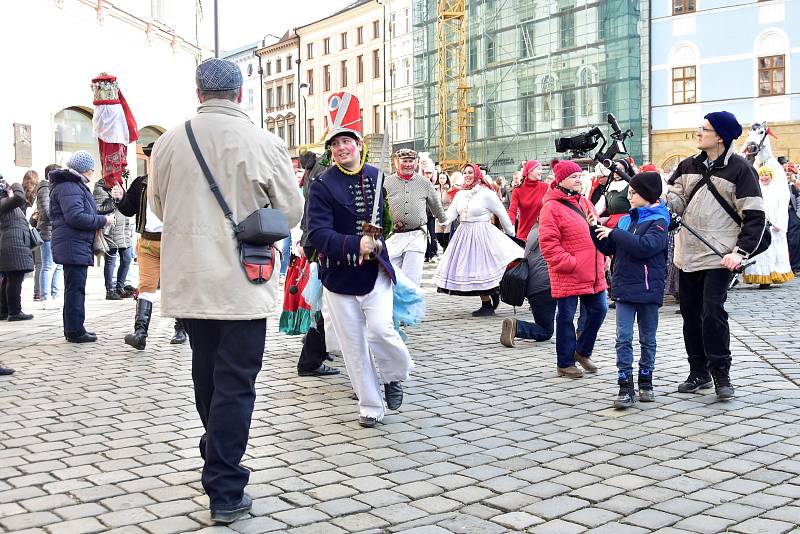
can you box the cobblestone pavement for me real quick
[1,262,799,534]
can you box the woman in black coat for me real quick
[0,177,35,321]
[48,151,111,343]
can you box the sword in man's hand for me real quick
[361,127,390,261]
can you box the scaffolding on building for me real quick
[413,0,648,176]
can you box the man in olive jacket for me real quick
[148,59,303,524]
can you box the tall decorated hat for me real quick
[325,92,362,146]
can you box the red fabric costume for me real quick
[507,179,548,241]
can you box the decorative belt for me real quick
[394,226,424,234]
[141,231,162,241]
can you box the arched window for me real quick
[539,75,557,126]
[53,107,98,168]
[136,125,165,177]
[266,118,276,135]
[668,42,700,105]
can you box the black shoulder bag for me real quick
[687,174,771,258]
[184,120,290,284]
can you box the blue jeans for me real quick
[555,291,608,368]
[516,290,556,341]
[105,248,132,291]
[615,302,659,379]
[39,240,63,300]
[63,264,88,338]
[279,238,292,276]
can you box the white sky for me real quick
[215,0,356,52]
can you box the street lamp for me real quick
[299,82,309,146]
[255,33,282,129]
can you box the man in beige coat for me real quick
[148,58,303,524]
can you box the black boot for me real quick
[472,300,494,317]
[638,369,655,402]
[677,361,713,393]
[385,382,403,410]
[106,289,122,301]
[613,373,636,409]
[709,363,734,400]
[124,299,153,350]
[170,319,187,344]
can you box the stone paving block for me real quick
[330,512,390,532]
[20,493,78,512]
[395,527,452,534]
[729,517,795,534]
[286,522,348,534]
[45,517,107,534]
[352,489,408,508]
[271,507,330,527]
[583,522,649,534]
[672,514,736,534]
[98,507,159,528]
[436,514,507,534]
[249,496,293,515]
[524,495,589,520]
[441,486,494,504]
[140,516,201,534]
[393,480,442,499]
[652,497,712,517]
[491,511,544,530]
[101,493,157,511]
[0,511,61,531]
[410,496,462,514]
[370,503,428,524]
[529,518,588,534]
[314,497,371,517]
[705,502,763,521]
[561,507,622,528]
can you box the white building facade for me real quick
[256,32,301,162]
[295,0,386,150]
[0,0,205,179]
[387,0,414,150]
[223,42,261,127]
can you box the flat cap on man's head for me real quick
[196,58,243,91]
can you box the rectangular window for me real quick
[276,58,282,73]
[307,69,314,95]
[357,55,364,83]
[276,86,283,107]
[404,8,410,34]
[758,55,785,96]
[563,91,576,128]
[560,11,575,48]
[340,60,348,87]
[278,124,285,142]
[357,26,364,44]
[373,20,380,39]
[306,43,313,59]
[323,65,331,92]
[265,61,271,76]
[288,127,295,148]
[341,32,348,50]
[307,118,315,143]
[287,54,293,70]
[486,103,497,138]
[372,49,380,78]
[324,37,330,54]
[520,94,535,132]
[287,82,294,104]
[673,0,696,15]
[403,58,411,86]
[390,12,397,36]
[373,105,381,133]
[486,35,495,64]
[672,65,696,104]
[266,88,273,109]
[247,88,254,109]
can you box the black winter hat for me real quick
[704,111,742,149]
[630,171,662,204]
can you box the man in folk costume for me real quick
[113,143,187,349]
[384,148,447,286]
[307,92,413,428]
[92,74,138,188]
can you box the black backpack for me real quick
[499,258,528,307]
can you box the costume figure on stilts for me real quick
[384,149,447,286]
[307,92,413,428]
[113,143,186,348]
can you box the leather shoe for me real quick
[358,415,378,428]
[298,364,340,377]
[0,367,15,376]
[7,313,33,321]
[500,318,516,348]
[210,494,252,524]
[557,365,583,378]
[574,353,598,373]
[384,381,403,410]
[66,333,98,343]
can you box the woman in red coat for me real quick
[507,160,548,241]
[539,161,608,378]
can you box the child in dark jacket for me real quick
[590,172,669,409]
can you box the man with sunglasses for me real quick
[665,111,766,400]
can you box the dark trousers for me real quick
[555,291,607,368]
[0,271,25,316]
[435,232,450,251]
[183,318,266,509]
[298,314,328,372]
[62,265,88,338]
[678,269,732,372]
[425,214,437,259]
[516,290,556,341]
[104,248,132,291]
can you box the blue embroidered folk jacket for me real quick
[307,164,395,295]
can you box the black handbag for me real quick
[28,226,44,249]
[500,258,529,307]
[184,120,290,284]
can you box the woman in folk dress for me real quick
[434,163,523,316]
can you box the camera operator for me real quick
[665,111,766,401]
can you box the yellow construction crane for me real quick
[437,0,470,172]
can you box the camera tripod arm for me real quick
[672,215,755,273]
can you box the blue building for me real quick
[650,0,800,169]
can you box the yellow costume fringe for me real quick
[742,271,795,285]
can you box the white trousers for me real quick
[387,230,427,287]
[321,296,340,355]
[323,271,413,420]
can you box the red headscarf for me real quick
[461,163,492,190]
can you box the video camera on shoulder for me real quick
[555,113,635,182]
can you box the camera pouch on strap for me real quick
[185,120,290,284]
